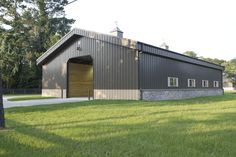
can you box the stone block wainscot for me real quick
[142,89,224,101]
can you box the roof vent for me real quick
[110,22,123,38]
[160,42,169,50]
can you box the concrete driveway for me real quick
[3,96,89,108]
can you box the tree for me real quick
[223,59,236,87]
[0,0,33,88]
[199,57,225,65]
[183,51,198,58]
[231,58,236,64]
[28,0,75,53]
[0,0,75,89]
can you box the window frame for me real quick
[188,79,196,88]
[202,80,209,87]
[168,77,179,87]
[213,81,219,88]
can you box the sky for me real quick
[64,0,236,60]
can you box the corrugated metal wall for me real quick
[38,29,137,65]
[137,42,223,70]
[41,31,223,98]
[42,36,138,94]
[140,53,223,89]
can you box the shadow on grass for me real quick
[0,102,236,157]
[1,109,236,157]
[0,119,81,157]
[5,100,141,114]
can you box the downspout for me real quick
[66,60,69,98]
[222,69,225,95]
[138,42,143,100]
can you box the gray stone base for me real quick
[142,89,224,101]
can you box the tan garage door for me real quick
[68,63,93,97]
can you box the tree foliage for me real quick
[0,0,74,88]
[183,51,198,58]
[222,60,236,87]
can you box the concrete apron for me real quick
[3,96,89,108]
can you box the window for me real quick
[213,81,219,87]
[202,80,209,87]
[168,77,179,87]
[188,79,196,87]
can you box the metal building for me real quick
[37,28,224,100]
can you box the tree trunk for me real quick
[0,70,5,129]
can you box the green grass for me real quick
[225,90,236,94]
[7,95,56,101]
[1,93,236,157]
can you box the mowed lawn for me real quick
[1,93,236,157]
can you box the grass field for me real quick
[7,95,56,101]
[1,93,236,157]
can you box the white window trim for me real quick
[202,80,209,87]
[188,79,196,87]
[213,81,219,87]
[168,77,179,87]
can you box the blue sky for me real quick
[65,0,236,60]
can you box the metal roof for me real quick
[37,28,224,70]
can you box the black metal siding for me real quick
[37,29,137,65]
[38,28,223,71]
[42,36,138,90]
[140,53,223,89]
[137,42,224,70]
